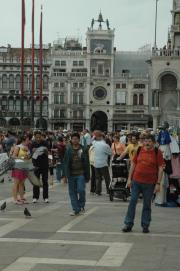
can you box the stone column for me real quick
[177,89,180,110]
[153,116,158,131]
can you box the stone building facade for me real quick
[150,0,180,129]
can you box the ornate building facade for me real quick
[0,45,51,129]
[49,13,151,131]
[150,0,180,129]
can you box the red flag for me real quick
[39,6,43,102]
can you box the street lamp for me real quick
[154,0,159,49]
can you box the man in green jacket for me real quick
[64,132,90,216]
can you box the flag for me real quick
[39,5,43,115]
[32,0,35,97]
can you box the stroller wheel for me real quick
[109,190,114,201]
[123,195,127,202]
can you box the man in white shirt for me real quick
[93,130,112,195]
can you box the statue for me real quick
[106,19,110,30]
[91,18,94,30]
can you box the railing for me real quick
[152,48,180,57]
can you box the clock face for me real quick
[90,39,112,54]
[93,86,107,100]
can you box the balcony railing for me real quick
[152,48,180,57]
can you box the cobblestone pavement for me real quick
[0,176,180,271]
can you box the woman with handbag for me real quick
[12,134,31,204]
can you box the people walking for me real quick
[64,132,90,215]
[31,131,49,203]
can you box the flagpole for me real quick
[154,0,158,49]
[20,0,25,127]
[31,0,35,128]
[39,5,43,126]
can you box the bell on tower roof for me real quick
[90,12,111,30]
[98,11,104,24]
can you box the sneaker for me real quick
[122,225,132,233]
[142,227,150,234]
[69,211,81,216]
[44,198,49,203]
[32,198,38,203]
[80,208,85,214]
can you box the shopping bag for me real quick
[27,171,43,187]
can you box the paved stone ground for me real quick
[0,176,180,271]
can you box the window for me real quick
[116,83,120,89]
[54,82,59,88]
[73,82,78,89]
[122,83,126,89]
[2,75,7,89]
[60,110,65,118]
[43,98,48,113]
[116,92,126,105]
[139,94,144,105]
[24,75,28,90]
[91,68,96,76]
[43,75,49,89]
[16,75,20,89]
[73,110,78,118]
[55,60,60,66]
[98,64,103,75]
[79,82,84,88]
[60,82,65,88]
[79,94,83,104]
[54,94,59,104]
[54,109,59,118]
[79,61,84,66]
[29,75,32,90]
[35,98,40,112]
[73,61,78,66]
[36,75,40,89]
[73,93,78,104]
[105,69,110,76]
[9,75,14,89]
[61,61,66,66]
[2,97,7,110]
[79,110,83,118]
[60,93,64,104]
[8,97,14,111]
[134,84,145,89]
[133,94,138,105]
[24,97,28,111]
[15,98,20,111]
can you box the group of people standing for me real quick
[0,127,179,233]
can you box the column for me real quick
[153,116,157,131]
[177,89,180,110]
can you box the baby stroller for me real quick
[109,158,130,202]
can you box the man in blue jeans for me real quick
[122,134,164,233]
[64,132,90,216]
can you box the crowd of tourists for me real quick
[0,124,180,233]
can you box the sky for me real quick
[0,0,172,51]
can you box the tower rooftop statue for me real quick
[90,12,110,30]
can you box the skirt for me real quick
[12,169,27,181]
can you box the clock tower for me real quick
[86,12,115,131]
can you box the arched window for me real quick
[139,94,144,105]
[24,97,28,111]
[43,75,49,90]
[9,75,14,89]
[15,75,20,89]
[36,75,40,89]
[24,75,28,90]
[43,97,48,113]
[2,75,7,89]
[15,97,20,111]
[8,96,14,111]
[133,94,138,105]
[35,97,40,112]
[2,96,7,110]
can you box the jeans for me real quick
[56,163,64,181]
[90,165,96,193]
[33,168,49,200]
[68,175,86,213]
[124,180,155,228]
